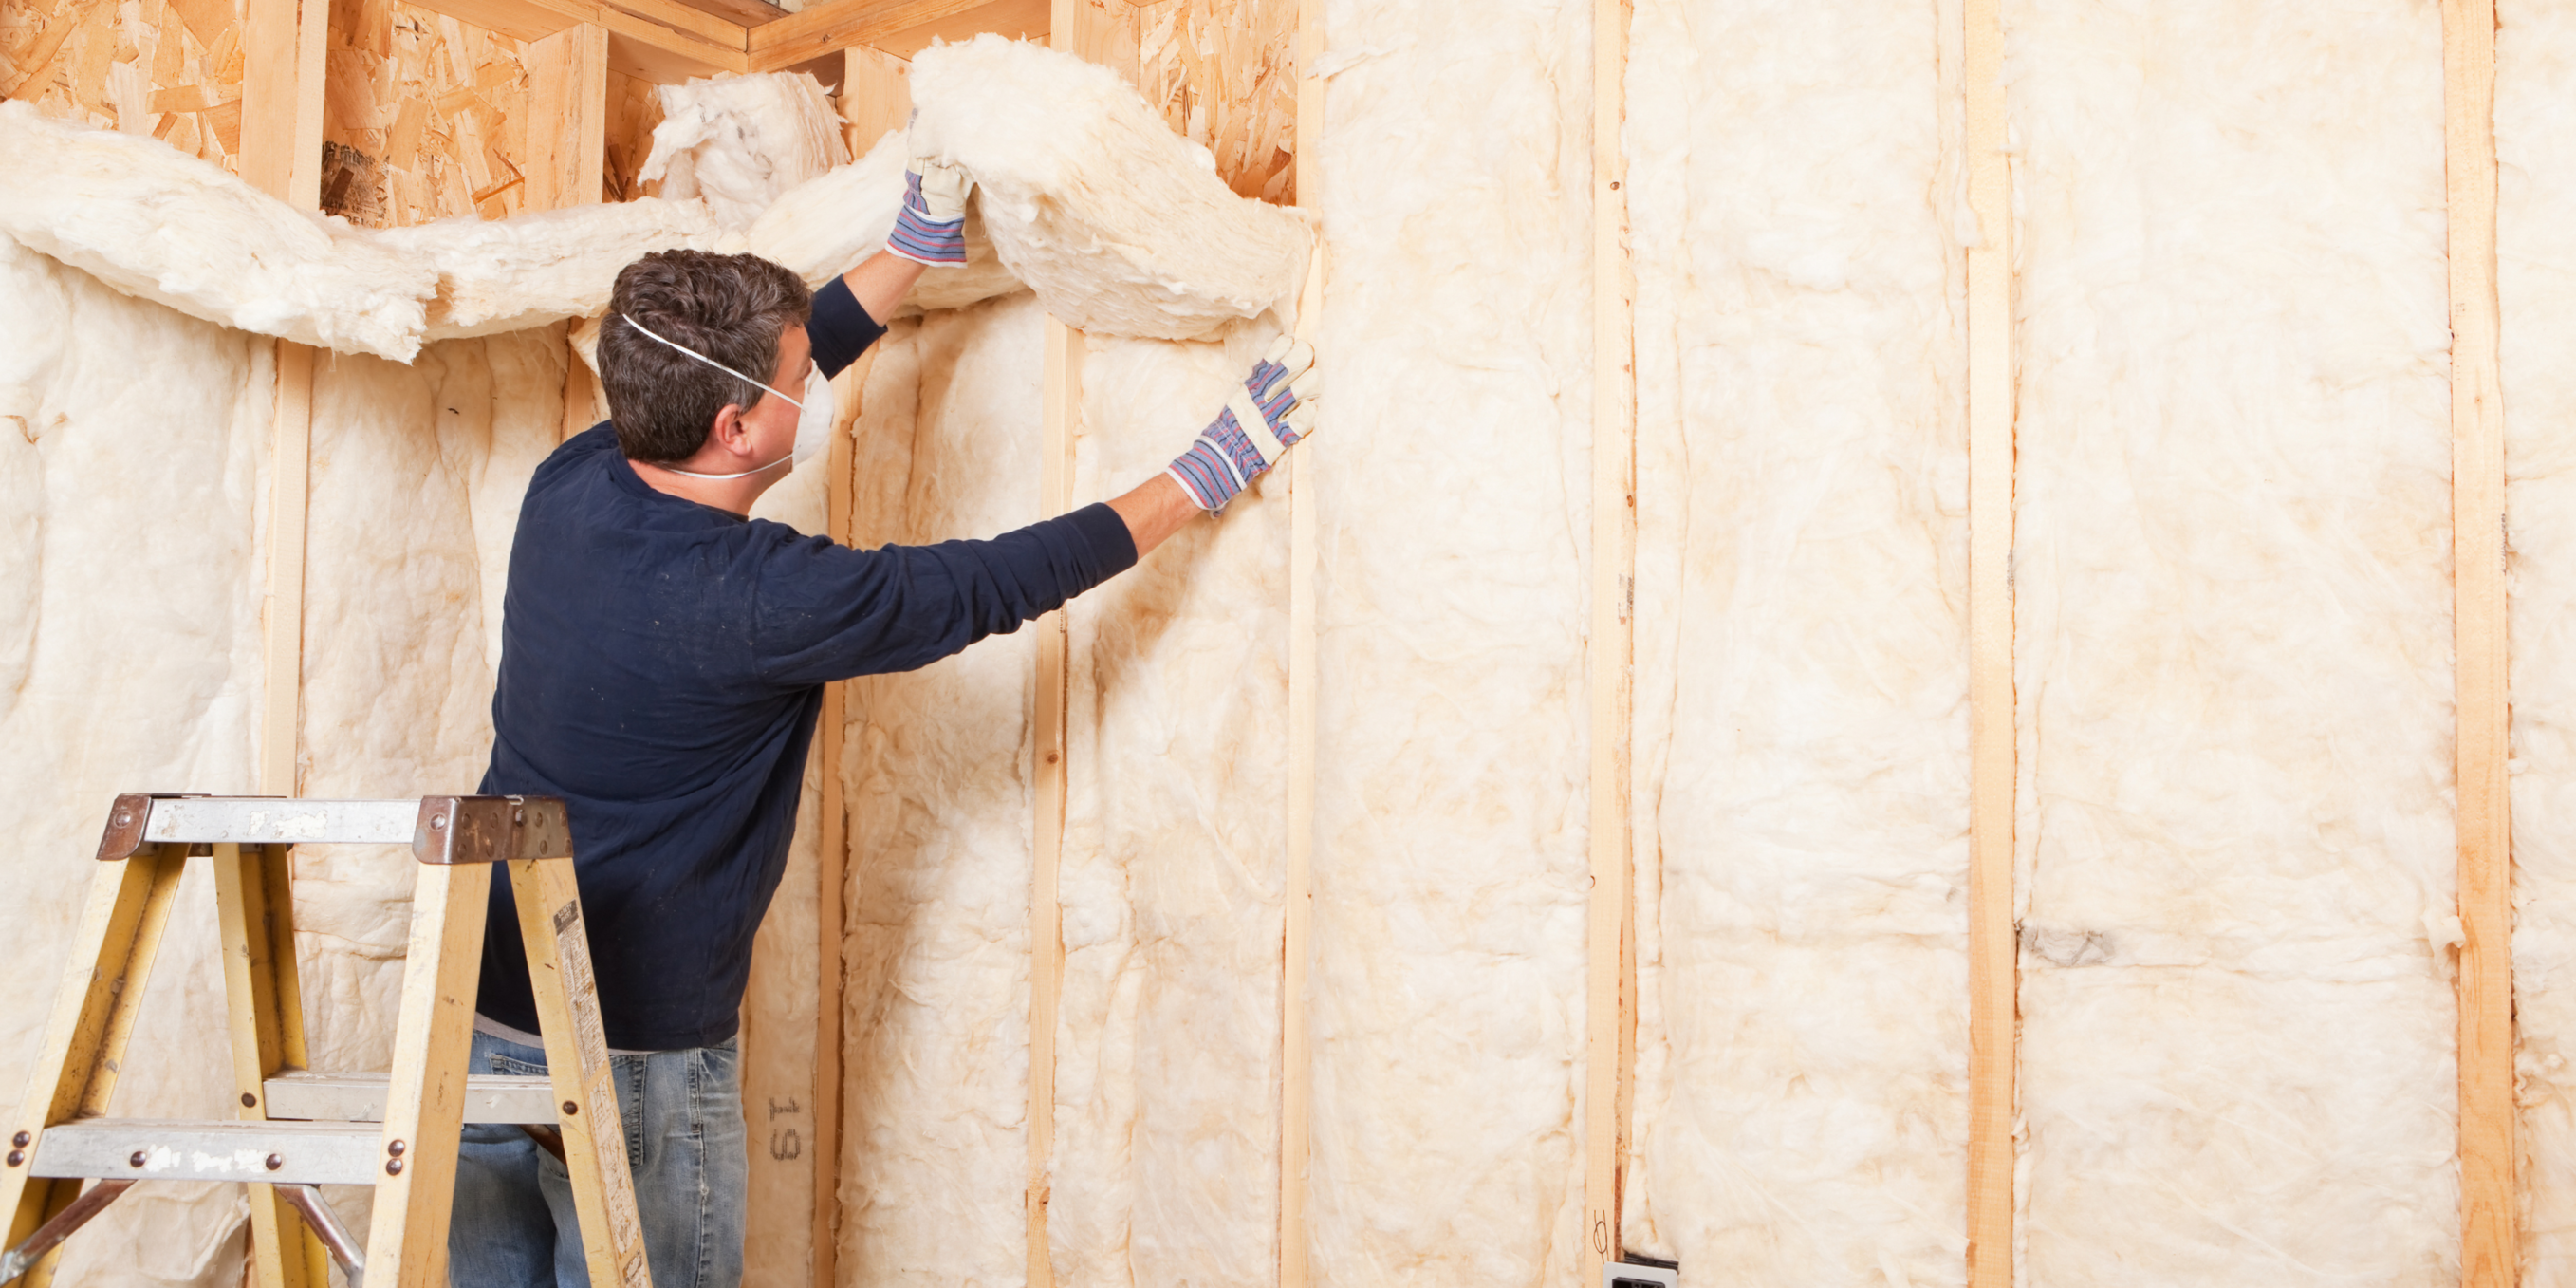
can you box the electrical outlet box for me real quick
[1604,1257,1679,1288]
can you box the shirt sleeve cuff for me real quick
[808,276,888,378]
[1066,501,1140,580]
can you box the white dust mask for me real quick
[621,313,832,480]
[790,365,834,469]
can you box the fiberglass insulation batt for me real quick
[907,35,1309,343]
[1306,1,1594,1281]
[2503,3,2576,1279]
[837,292,1048,1286]
[0,234,272,1286]
[287,328,576,1246]
[1052,319,1294,1287]
[1615,0,1974,1282]
[2006,1,2459,1282]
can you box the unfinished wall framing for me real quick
[5,0,2576,1286]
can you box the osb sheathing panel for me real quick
[1132,0,1295,201]
[0,0,248,172]
[321,0,532,226]
[604,67,664,202]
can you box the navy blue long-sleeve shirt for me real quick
[474,277,1137,1051]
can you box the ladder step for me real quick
[266,1072,561,1125]
[30,1120,388,1185]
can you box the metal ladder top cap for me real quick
[95,795,572,865]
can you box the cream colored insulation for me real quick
[909,35,1310,342]
[1303,0,1592,1282]
[2007,2,2459,1282]
[382,198,723,341]
[1616,0,1974,1282]
[0,101,433,360]
[836,292,1047,1286]
[0,234,272,1287]
[18,6,2564,1285]
[283,329,575,1245]
[2503,4,2576,1279]
[5,52,1288,364]
[1051,320,1291,1286]
[641,72,852,233]
[745,127,1029,316]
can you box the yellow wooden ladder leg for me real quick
[511,856,654,1288]
[359,860,490,1288]
[213,842,325,1288]
[0,840,187,1288]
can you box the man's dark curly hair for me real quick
[599,250,813,464]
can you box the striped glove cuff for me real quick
[888,168,968,266]
[1167,408,1269,511]
[1166,337,1320,512]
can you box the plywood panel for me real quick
[1132,0,1293,200]
[1,0,249,173]
[602,66,663,200]
[321,0,535,226]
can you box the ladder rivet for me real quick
[562,1101,578,1116]
[514,810,525,824]
[129,1151,146,1167]
[265,1154,283,1171]
[6,1150,22,1167]
[241,1092,257,1108]
[10,1132,27,1147]
[385,1158,403,1176]
[386,1139,406,1156]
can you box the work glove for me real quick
[889,124,972,266]
[1166,336,1321,512]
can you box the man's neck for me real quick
[629,458,778,516]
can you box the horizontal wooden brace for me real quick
[750,0,1045,71]
[402,0,751,78]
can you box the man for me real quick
[447,147,1319,1287]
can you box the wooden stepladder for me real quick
[0,795,654,1288]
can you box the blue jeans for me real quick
[449,1028,747,1288]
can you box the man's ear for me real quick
[709,403,749,454]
